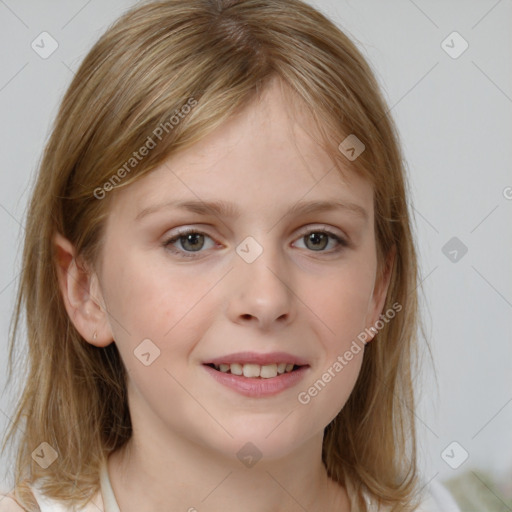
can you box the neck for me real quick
[107,429,349,512]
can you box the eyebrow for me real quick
[135,198,369,222]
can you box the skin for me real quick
[55,77,393,512]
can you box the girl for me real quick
[1,0,460,510]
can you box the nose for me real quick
[226,240,295,331]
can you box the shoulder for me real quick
[0,494,26,512]
[414,479,461,512]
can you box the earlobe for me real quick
[53,232,113,347]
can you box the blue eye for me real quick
[162,227,347,259]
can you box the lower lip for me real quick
[202,364,309,398]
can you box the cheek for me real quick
[99,251,218,434]
[310,257,376,347]
[295,339,364,434]
[101,248,217,344]
[293,256,375,421]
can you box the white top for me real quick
[0,463,460,511]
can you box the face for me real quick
[86,78,389,462]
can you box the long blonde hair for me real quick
[2,0,426,510]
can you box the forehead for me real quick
[107,78,374,223]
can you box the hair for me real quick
[2,0,429,510]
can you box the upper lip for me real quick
[204,351,309,366]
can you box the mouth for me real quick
[204,362,305,379]
[202,351,310,397]
[202,356,310,397]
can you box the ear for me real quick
[53,232,113,347]
[364,244,396,342]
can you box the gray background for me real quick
[0,0,511,498]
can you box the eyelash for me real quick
[162,227,348,259]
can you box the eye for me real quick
[293,228,348,253]
[162,226,348,259]
[163,229,216,258]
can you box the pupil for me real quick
[182,233,203,251]
[306,233,327,251]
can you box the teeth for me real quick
[260,364,278,378]
[230,363,243,376]
[243,364,260,378]
[277,363,287,374]
[211,362,297,378]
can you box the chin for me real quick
[207,420,317,465]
